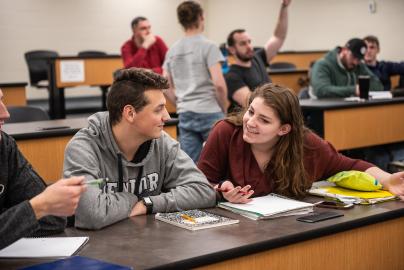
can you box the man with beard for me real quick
[225,0,291,111]
[310,38,383,98]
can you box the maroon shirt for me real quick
[198,120,373,197]
[121,35,168,74]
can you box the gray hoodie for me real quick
[63,112,216,230]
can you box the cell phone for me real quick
[296,211,344,223]
[315,201,354,210]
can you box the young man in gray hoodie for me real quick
[63,68,216,230]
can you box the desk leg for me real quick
[302,109,324,137]
[48,61,66,119]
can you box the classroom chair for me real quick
[6,106,50,123]
[77,50,109,111]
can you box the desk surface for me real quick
[3,118,179,140]
[300,96,404,110]
[2,198,403,270]
[0,82,28,88]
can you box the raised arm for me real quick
[264,0,291,63]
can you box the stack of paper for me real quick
[309,181,396,204]
[0,237,89,258]
[218,194,313,220]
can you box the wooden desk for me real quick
[48,55,176,119]
[3,118,178,184]
[300,98,404,150]
[2,199,403,270]
[269,69,308,94]
[271,50,327,69]
[0,82,28,106]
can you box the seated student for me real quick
[364,35,404,90]
[225,0,291,111]
[121,16,168,74]
[63,68,216,230]
[0,89,86,250]
[198,84,404,203]
[310,38,383,98]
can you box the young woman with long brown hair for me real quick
[198,83,404,203]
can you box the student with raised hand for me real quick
[63,68,216,230]
[197,83,404,203]
[0,89,86,250]
[225,0,291,111]
[163,0,228,163]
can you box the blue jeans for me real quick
[178,111,224,163]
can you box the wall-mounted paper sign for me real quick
[60,60,85,82]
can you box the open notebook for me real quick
[0,237,89,258]
[218,193,313,220]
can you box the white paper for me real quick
[0,237,88,258]
[369,91,392,99]
[60,60,85,82]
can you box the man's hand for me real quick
[129,201,147,217]
[142,34,156,49]
[30,176,86,219]
[282,0,291,7]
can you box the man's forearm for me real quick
[273,2,289,40]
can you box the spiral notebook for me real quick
[0,237,89,258]
[155,209,239,231]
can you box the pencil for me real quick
[181,214,196,223]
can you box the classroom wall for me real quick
[1,0,403,100]
[205,0,404,59]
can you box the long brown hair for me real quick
[227,84,310,197]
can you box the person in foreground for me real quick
[0,89,86,250]
[198,83,404,203]
[63,68,216,230]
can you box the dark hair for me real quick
[107,68,169,126]
[363,35,380,48]
[227,29,246,47]
[177,1,203,30]
[131,16,147,29]
[227,83,310,197]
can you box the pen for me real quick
[84,178,106,188]
[40,126,70,131]
[181,214,196,223]
[216,188,248,195]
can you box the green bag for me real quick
[327,170,382,191]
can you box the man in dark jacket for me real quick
[364,35,404,90]
[0,89,86,250]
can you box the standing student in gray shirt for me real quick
[163,0,228,163]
